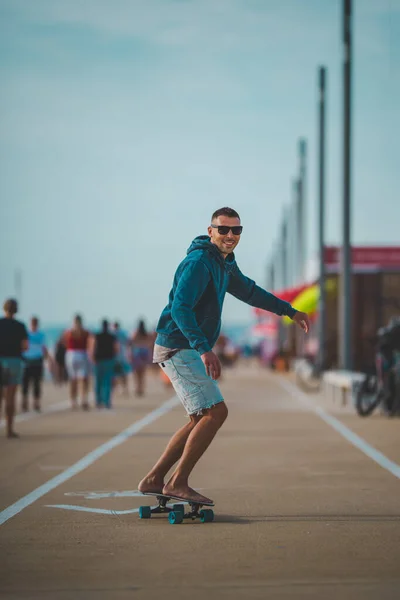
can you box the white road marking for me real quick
[46,500,188,515]
[278,377,400,480]
[65,490,144,499]
[0,400,70,429]
[0,396,179,526]
[45,504,149,515]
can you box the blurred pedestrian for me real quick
[112,321,129,395]
[22,316,52,412]
[54,334,68,385]
[63,314,90,410]
[130,319,152,396]
[0,299,28,438]
[88,320,118,409]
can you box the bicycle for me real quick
[355,318,400,417]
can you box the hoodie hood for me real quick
[187,235,236,269]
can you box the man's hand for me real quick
[201,351,222,380]
[292,311,310,333]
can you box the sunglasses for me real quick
[210,224,243,235]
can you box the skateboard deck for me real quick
[138,492,215,524]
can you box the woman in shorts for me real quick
[63,315,90,410]
[0,299,28,438]
[130,319,152,396]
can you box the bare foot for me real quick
[7,431,19,439]
[162,484,213,505]
[138,475,164,494]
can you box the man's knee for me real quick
[189,414,202,427]
[209,401,228,426]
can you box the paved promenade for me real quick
[0,366,399,599]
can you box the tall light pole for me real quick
[340,0,353,370]
[290,178,296,286]
[295,177,302,285]
[298,138,307,282]
[281,209,288,290]
[268,260,275,291]
[318,66,327,371]
[277,213,288,352]
[287,198,295,287]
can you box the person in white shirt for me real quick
[22,317,52,412]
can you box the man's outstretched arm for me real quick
[228,264,310,332]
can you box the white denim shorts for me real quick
[159,349,224,415]
[65,350,90,380]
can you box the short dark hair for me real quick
[3,298,18,315]
[211,207,240,222]
[31,316,39,326]
[102,319,109,332]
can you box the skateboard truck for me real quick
[138,493,214,524]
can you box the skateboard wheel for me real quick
[139,506,152,519]
[172,504,185,514]
[169,511,183,524]
[200,509,214,523]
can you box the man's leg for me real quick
[81,377,90,410]
[69,379,78,408]
[163,402,228,503]
[120,372,128,395]
[21,364,30,412]
[138,414,202,493]
[134,368,145,396]
[114,361,128,396]
[33,363,42,411]
[5,384,18,438]
[103,360,114,409]
[94,364,102,407]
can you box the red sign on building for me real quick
[324,246,400,271]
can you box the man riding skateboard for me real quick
[138,207,309,505]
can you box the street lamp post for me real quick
[298,139,307,282]
[340,0,353,370]
[318,66,327,371]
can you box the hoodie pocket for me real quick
[200,317,221,346]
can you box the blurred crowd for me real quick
[0,297,258,439]
[0,298,163,439]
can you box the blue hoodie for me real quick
[155,235,297,354]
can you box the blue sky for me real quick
[0,0,399,330]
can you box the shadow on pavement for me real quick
[226,514,400,523]
[5,431,174,441]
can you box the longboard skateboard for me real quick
[138,492,215,524]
